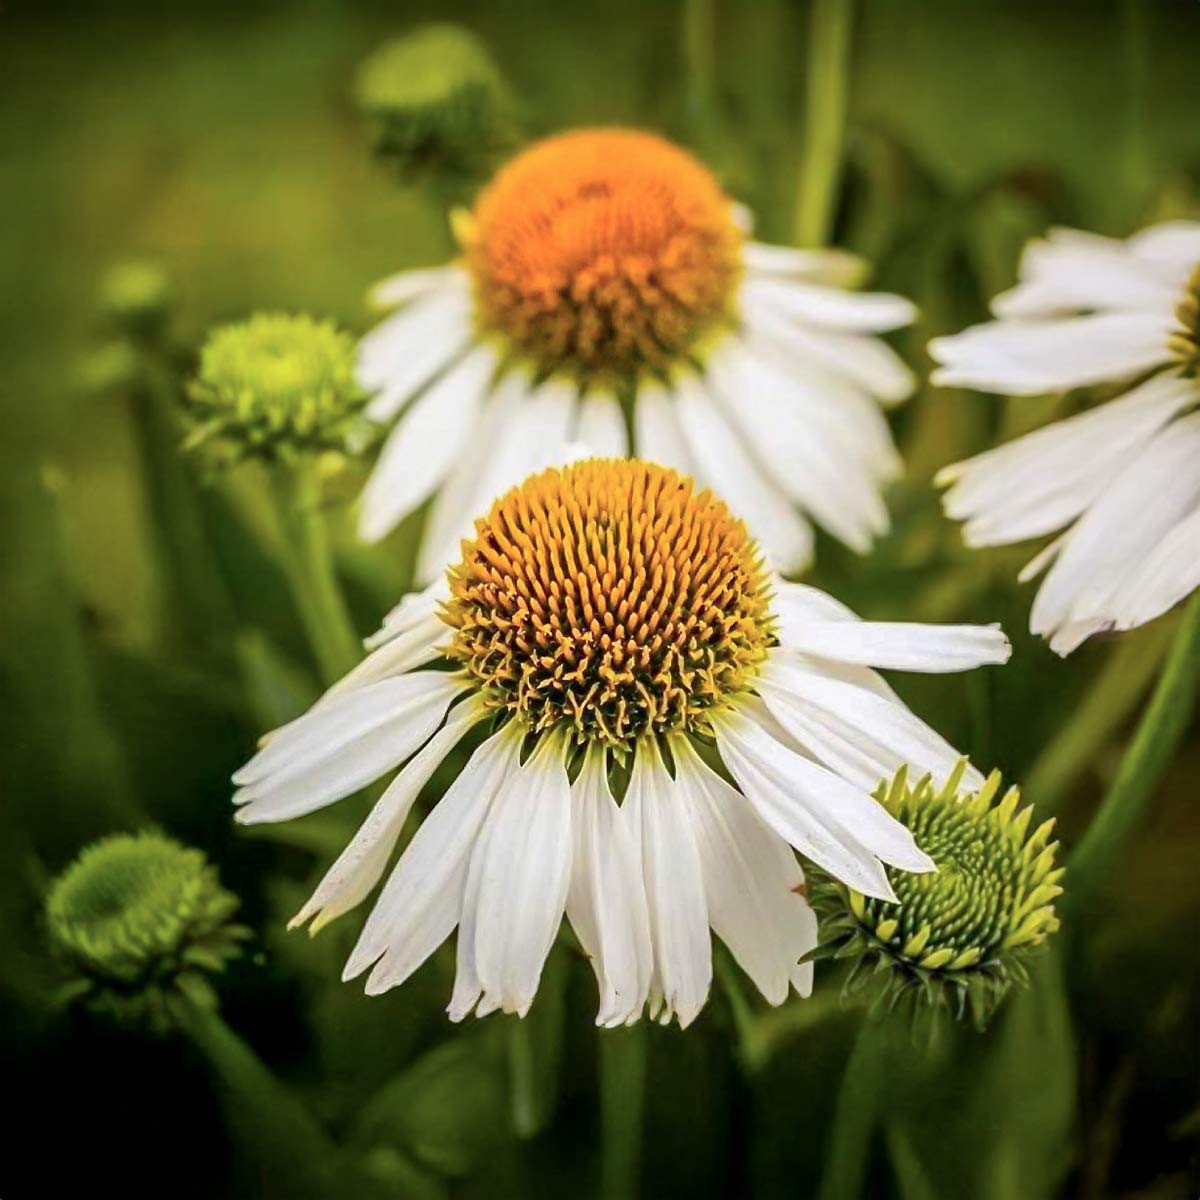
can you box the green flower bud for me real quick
[100,260,173,339]
[354,23,517,189]
[186,313,366,465]
[46,832,248,1030]
[809,763,1064,1030]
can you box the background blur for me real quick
[2,2,1199,1197]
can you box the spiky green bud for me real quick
[354,24,517,189]
[186,313,366,464]
[810,763,1064,1030]
[46,832,248,1031]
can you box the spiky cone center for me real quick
[462,128,743,379]
[442,459,775,748]
[186,313,365,461]
[355,24,515,178]
[1168,262,1200,373]
[812,765,1064,1027]
[46,833,247,1024]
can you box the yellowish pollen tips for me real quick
[464,128,742,377]
[443,459,774,747]
[1169,262,1200,372]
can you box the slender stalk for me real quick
[1025,621,1172,817]
[682,0,719,130]
[507,1016,540,1139]
[1120,0,1153,226]
[599,1024,648,1200]
[792,0,854,247]
[176,999,341,1200]
[269,464,361,687]
[817,1018,888,1200]
[1068,593,1200,905]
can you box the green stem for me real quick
[599,1023,648,1200]
[1025,620,1172,817]
[816,1019,888,1200]
[176,999,342,1200]
[1120,0,1153,226]
[269,465,361,687]
[1068,593,1200,905]
[507,1016,540,1139]
[792,0,854,247]
[682,0,719,130]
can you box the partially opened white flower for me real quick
[931,220,1200,654]
[355,127,916,581]
[234,460,1009,1027]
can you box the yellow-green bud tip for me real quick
[186,313,366,465]
[46,832,248,1030]
[354,24,517,186]
[99,260,173,336]
[808,763,1063,1030]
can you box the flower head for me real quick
[932,220,1200,653]
[99,259,173,339]
[46,832,248,1030]
[233,458,1009,1028]
[186,313,366,464]
[810,764,1063,1029]
[353,127,916,579]
[355,23,516,187]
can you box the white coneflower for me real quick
[354,127,916,581]
[233,460,1009,1028]
[931,220,1200,654]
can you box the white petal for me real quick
[672,738,816,1005]
[358,278,473,410]
[633,377,695,477]
[624,740,711,1029]
[358,342,499,543]
[574,388,629,459]
[473,736,574,1017]
[365,575,452,651]
[1128,220,1200,277]
[777,619,1011,672]
[741,289,916,403]
[367,264,466,311]
[929,312,1172,395]
[938,374,1198,547]
[757,655,981,793]
[234,673,469,824]
[320,612,447,705]
[347,724,523,988]
[1105,504,1200,630]
[771,577,860,625]
[742,241,865,287]
[672,370,814,574]
[565,747,652,1026]
[714,706,930,895]
[740,276,916,333]
[289,697,484,933]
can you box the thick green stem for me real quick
[793,0,854,247]
[599,1024,647,1200]
[176,1000,341,1200]
[1068,593,1200,906]
[816,1019,888,1200]
[269,465,361,687]
[1025,621,1172,817]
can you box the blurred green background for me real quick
[2,1,1199,1197]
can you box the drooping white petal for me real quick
[714,705,932,896]
[938,374,1197,547]
[359,342,500,543]
[757,655,982,793]
[1104,504,1200,631]
[672,737,816,1005]
[346,724,523,988]
[1128,220,1200,277]
[740,276,916,334]
[624,739,711,1029]
[472,735,574,1017]
[929,311,1173,395]
[365,575,452,652]
[776,618,1011,672]
[672,370,814,574]
[741,241,864,287]
[367,264,468,311]
[358,278,473,411]
[415,367,530,585]
[633,377,695,477]
[565,747,652,1026]
[1030,412,1200,653]
[290,697,485,934]
[574,388,629,459]
[320,612,447,705]
[234,673,470,825]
